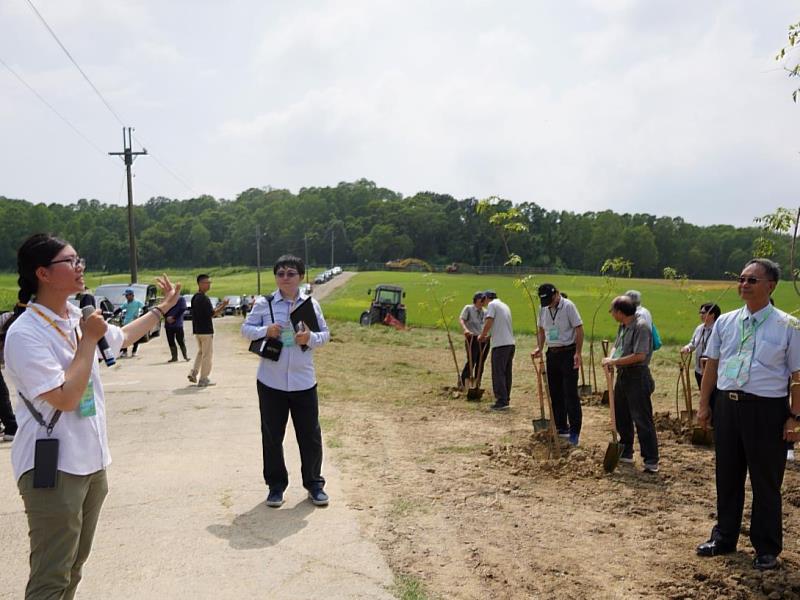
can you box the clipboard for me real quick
[290,297,320,332]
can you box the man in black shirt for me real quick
[188,274,228,387]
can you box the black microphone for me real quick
[81,306,116,367]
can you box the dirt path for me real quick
[311,271,356,301]
[315,322,800,600]
[0,317,393,599]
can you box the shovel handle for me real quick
[530,353,547,415]
[603,364,618,438]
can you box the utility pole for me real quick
[109,127,147,283]
[256,224,262,295]
[304,234,309,283]
[330,229,334,269]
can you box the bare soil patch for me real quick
[316,322,800,599]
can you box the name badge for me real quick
[79,381,96,417]
[280,326,296,348]
[547,327,559,342]
[723,357,743,379]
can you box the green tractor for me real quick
[359,285,407,327]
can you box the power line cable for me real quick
[0,54,109,159]
[25,0,126,127]
[25,0,197,196]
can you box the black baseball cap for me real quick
[538,283,557,306]
[483,290,497,300]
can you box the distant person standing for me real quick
[187,275,228,387]
[602,295,659,473]
[165,295,189,362]
[533,283,584,445]
[118,288,144,357]
[0,308,19,442]
[459,291,487,389]
[625,289,652,327]
[681,303,721,390]
[478,290,515,411]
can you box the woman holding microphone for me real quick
[4,233,181,599]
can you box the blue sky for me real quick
[0,0,798,226]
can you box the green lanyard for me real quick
[739,305,772,350]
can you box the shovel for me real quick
[600,339,611,405]
[466,337,486,401]
[679,352,695,422]
[578,360,592,397]
[531,353,550,432]
[602,364,623,472]
[690,359,714,446]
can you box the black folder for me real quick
[290,297,321,332]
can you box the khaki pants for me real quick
[18,469,108,600]
[190,334,214,381]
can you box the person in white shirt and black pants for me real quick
[4,233,181,599]
[241,255,331,508]
[696,258,800,570]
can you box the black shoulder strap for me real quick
[19,392,61,436]
[265,294,276,324]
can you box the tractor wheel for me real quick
[359,311,372,326]
[396,308,407,324]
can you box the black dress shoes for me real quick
[753,554,779,570]
[696,538,736,557]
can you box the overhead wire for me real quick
[0,55,109,159]
[24,0,198,197]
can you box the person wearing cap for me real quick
[695,258,800,571]
[118,288,144,357]
[478,290,515,411]
[532,283,584,445]
[602,295,660,473]
[459,292,488,390]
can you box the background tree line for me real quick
[0,179,787,279]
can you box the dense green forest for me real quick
[0,179,785,278]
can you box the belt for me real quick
[722,390,786,402]
[547,344,576,354]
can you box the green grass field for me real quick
[2,268,798,344]
[320,271,800,344]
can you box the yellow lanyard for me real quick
[27,304,79,352]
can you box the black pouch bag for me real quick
[33,438,59,488]
[20,392,62,488]
[248,295,283,361]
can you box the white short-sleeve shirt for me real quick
[485,299,515,348]
[537,297,583,347]
[706,304,800,397]
[5,302,124,481]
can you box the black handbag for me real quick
[248,295,282,361]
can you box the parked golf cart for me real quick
[359,285,407,326]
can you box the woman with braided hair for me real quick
[4,233,182,599]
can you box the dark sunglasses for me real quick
[275,270,299,278]
[48,256,85,270]
[738,276,768,284]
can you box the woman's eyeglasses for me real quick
[275,270,299,279]
[48,256,85,270]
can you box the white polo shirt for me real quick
[485,299,515,349]
[5,302,124,481]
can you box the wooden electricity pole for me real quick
[109,127,147,283]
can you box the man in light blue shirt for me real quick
[119,288,144,357]
[696,258,800,570]
[241,255,331,509]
